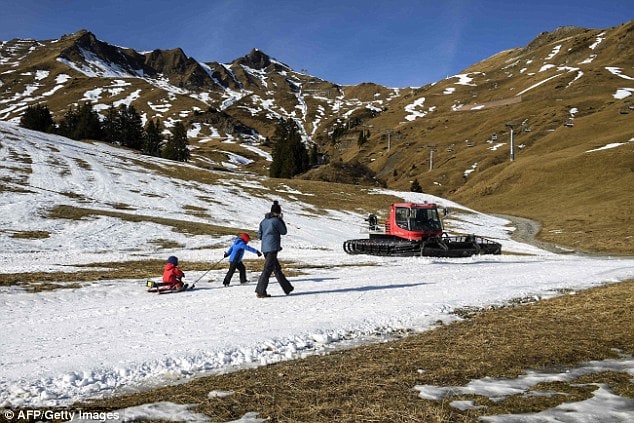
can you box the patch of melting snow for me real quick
[415,356,634,422]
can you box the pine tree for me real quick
[102,105,120,144]
[142,119,163,157]
[269,137,284,177]
[290,132,309,175]
[57,103,102,140]
[309,144,319,166]
[20,104,55,132]
[410,178,423,193]
[270,119,309,178]
[118,105,144,150]
[75,103,103,140]
[162,122,190,162]
[56,107,78,139]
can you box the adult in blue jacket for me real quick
[223,233,261,286]
[255,200,294,297]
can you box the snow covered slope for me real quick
[0,122,632,408]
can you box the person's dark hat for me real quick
[167,256,178,265]
[271,200,281,214]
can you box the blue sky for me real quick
[1,0,631,87]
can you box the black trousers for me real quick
[223,261,247,285]
[256,251,293,295]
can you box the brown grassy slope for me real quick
[75,280,634,423]
[453,106,633,254]
[319,22,634,255]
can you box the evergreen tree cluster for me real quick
[161,121,190,162]
[410,178,423,193]
[101,104,144,150]
[57,103,103,141]
[269,118,316,178]
[18,104,55,133]
[20,103,190,162]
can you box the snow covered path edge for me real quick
[1,254,633,408]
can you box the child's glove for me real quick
[257,251,262,257]
[223,252,229,258]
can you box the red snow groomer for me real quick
[343,202,502,257]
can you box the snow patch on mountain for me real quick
[58,47,144,79]
[404,97,429,121]
[606,67,634,81]
[613,88,634,99]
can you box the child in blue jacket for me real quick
[223,233,261,286]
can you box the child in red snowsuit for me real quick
[163,256,185,290]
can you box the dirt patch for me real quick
[497,214,575,254]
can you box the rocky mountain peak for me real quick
[61,29,92,40]
[235,48,272,69]
[56,29,146,78]
[525,25,586,51]
[144,48,189,72]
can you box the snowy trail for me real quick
[1,253,632,407]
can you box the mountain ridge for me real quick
[1,23,632,253]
